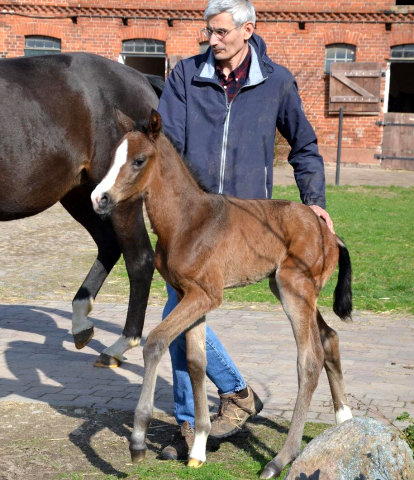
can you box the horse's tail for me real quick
[144,74,165,99]
[333,236,353,321]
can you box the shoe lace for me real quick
[217,397,248,429]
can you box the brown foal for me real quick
[91,110,353,479]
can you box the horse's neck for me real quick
[144,136,204,241]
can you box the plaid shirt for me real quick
[216,47,251,103]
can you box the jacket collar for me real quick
[194,39,267,87]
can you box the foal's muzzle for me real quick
[92,192,115,216]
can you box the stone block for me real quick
[284,417,414,480]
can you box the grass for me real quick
[114,185,414,315]
[55,419,329,480]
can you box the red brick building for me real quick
[1,1,414,168]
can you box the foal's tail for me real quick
[333,236,353,321]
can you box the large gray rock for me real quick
[284,417,414,480]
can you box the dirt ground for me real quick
[0,401,327,480]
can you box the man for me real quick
[157,0,334,461]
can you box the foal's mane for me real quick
[137,123,212,194]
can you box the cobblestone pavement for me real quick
[0,302,413,427]
[0,165,413,427]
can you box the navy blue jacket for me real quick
[158,33,326,208]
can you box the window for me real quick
[122,39,165,55]
[199,42,209,54]
[325,44,356,74]
[24,36,61,56]
[391,44,414,60]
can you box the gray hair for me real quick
[204,0,256,26]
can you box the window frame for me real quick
[24,36,61,56]
[325,43,356,74]
[122,39,166,56]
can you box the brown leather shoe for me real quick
[209,386,263,439]
[160,421,195,460]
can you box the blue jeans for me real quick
[163,284,246,427]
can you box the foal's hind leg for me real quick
[316,310,352,424]
[61,187,122,350]
[262,270,325,479]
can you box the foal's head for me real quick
[91,109,162,215]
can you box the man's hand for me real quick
[308,205,335,235]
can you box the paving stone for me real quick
[1,296,414,425]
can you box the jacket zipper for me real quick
[219,96,231,194]
[218,76,267,195]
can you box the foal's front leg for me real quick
[129,288,215,463]
[185,318,211,467]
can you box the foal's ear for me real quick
[114,109,136,134]
[148,109,162,140]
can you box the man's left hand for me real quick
[308,205,335,236]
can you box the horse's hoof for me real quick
[259,462,279,479]
[187,458,204,468]
[74,327,94,349]
[94,353,122,368]
[130,449,146,464]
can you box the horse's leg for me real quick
[316,310,352,423]
[94,198,154,367]
[185,317,211,468]
[130,288,216,463]
[262,267,325,479]
[60,187,121,350]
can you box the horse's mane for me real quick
[135,123,212,194]
[164,132,212,193]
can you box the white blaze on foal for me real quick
[91,138,129,208]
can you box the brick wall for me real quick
[1,1,414,164]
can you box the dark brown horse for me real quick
[0,53,163,368]
[92,110,353,479]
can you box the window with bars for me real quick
[122,39,165,55]
[391,44,414,60]
[325,44,356,74]
[24,36,61,56]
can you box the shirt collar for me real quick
[215,46,251,81]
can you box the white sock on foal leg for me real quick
[335,404,353,424]
[189,431,208,463]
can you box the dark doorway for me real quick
[388,62,414,113]
[123,56,166,77]
[121,39,166,78]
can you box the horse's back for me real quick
[220,197,338,285]
[0,53,158,220]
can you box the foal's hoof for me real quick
[130,448,146,464]
[187,458,204,468]
[74,327,94,349]
[94,353,122,368]
[259,462,279,479]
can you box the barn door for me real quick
[376,113,414,170]
[329,62,382,115]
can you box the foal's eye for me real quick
[132,155,146,167]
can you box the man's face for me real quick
[207,12,251,63]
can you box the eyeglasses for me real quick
[201,25,241,41]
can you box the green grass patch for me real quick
[115,186,414,315]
